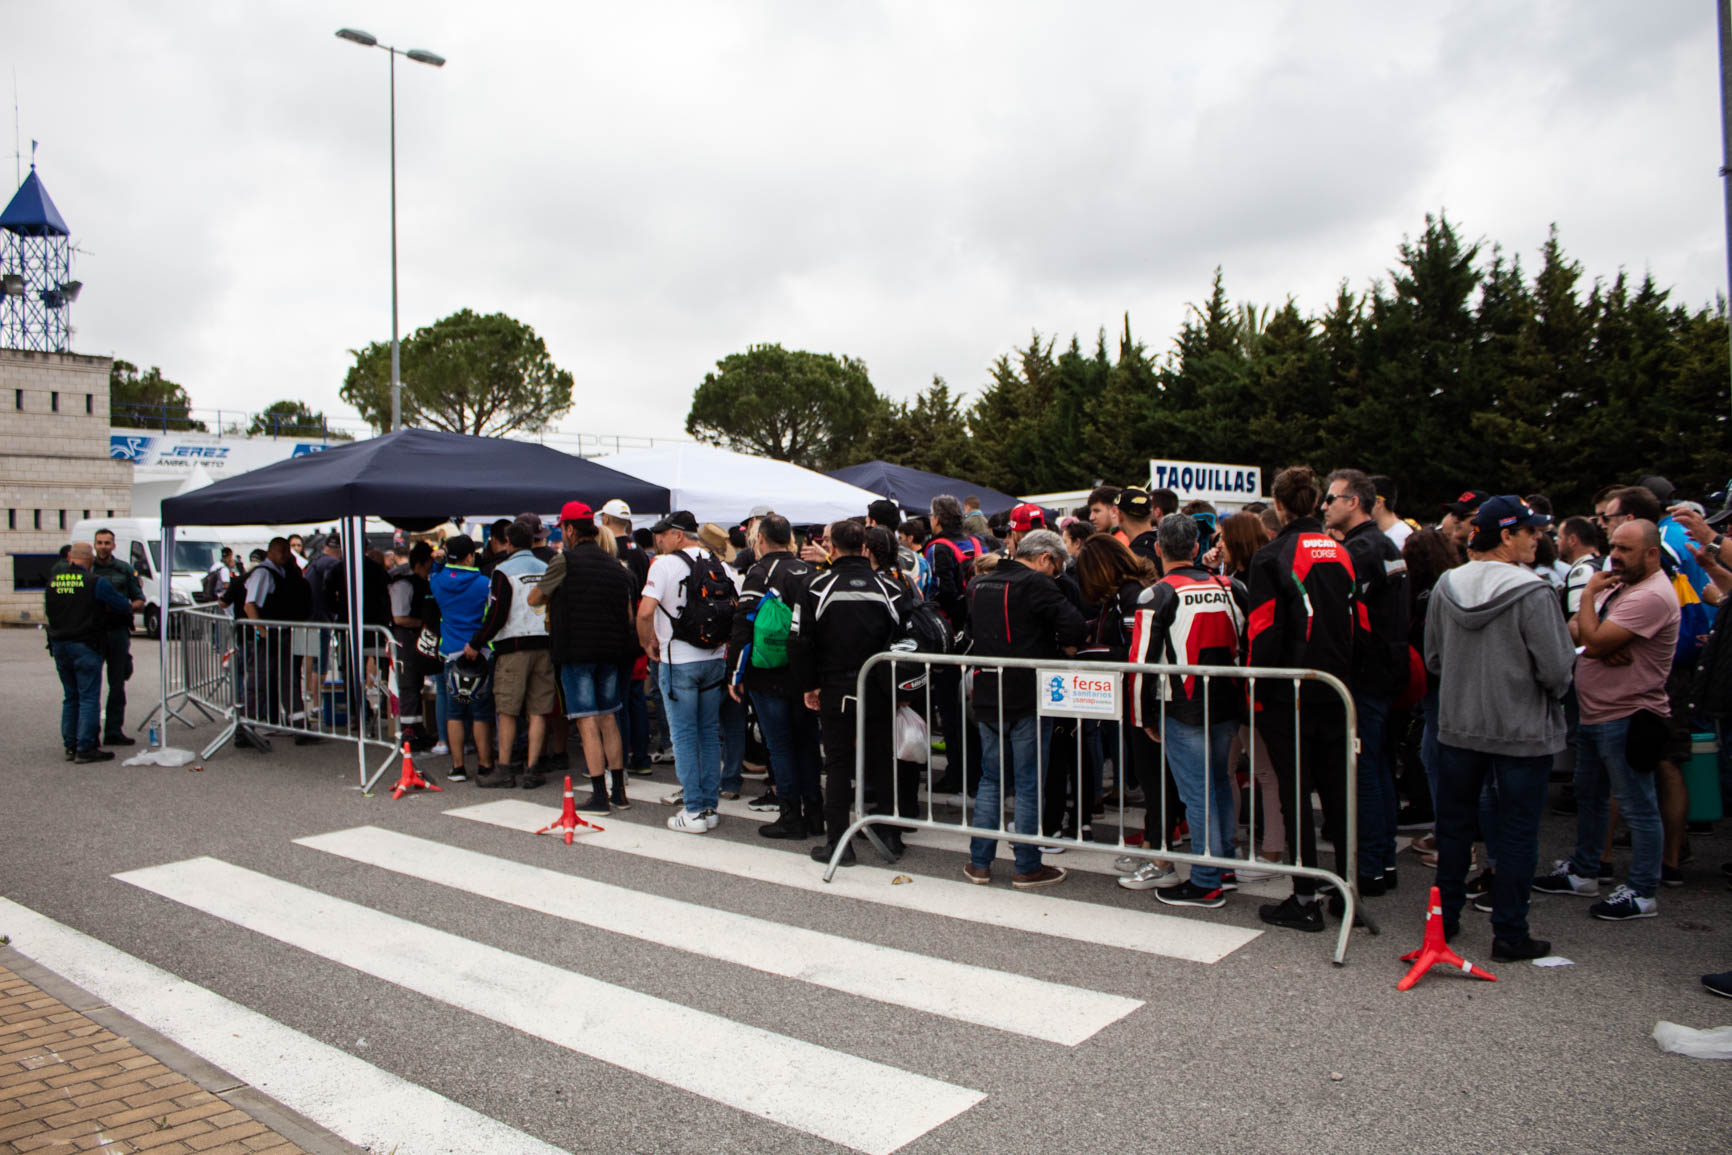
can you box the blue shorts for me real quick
[559,662,621,719]
[436,655,496,724]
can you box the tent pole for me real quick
[158,523,175,749]
[346,516,368,785]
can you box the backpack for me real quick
[925,535,982,597]
[199,568,225,603]
[883,599,955,698]
[663,550,738,649]
[749,591,794,669]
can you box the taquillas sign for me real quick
[1146,460,1262,505]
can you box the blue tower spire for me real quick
[1,163,78,352]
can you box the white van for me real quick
[69,518,227,635]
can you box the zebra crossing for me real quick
[6,797,1272,1155]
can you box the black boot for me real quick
[810,837,856,866]
[475,763,519,789]
[873,825,906,859]
[578,775,610,814]
[759,803,807,840]
[803,797,826,840]
[608,769,631,810]
[519,764,547,790]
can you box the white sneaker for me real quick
[1114,855,1147,873]
[429,742,449,756]
[658,789,685,806]
[701,808,720,830]
[1118,862,1180,890]
[668,809,709,834]
[651,750,677,764]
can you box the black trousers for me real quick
[819,691,903,839]
[102,627,132,738]
[1259,701,1351,897]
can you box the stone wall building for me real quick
[0,348,131,623]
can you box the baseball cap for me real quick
[747,504,775,520]
[1473,495,1551,533]
[1442,489,1490,517]
[649,510,699,535]
[1009,502,1047,533]
[444,533,478,560]
[600,498,631,520]
[248,548,267,563]
[560,500,594,523]
[1114,488,1154,520]
[1637,475,1677,505]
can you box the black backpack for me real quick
[881,598,954,699]
[663,550,738,649]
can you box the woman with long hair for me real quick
[1402,527,1461,867]
[1073,535,1187,883]
[1214,512,1285,872]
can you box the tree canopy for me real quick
[109,360,205,431]
[815,213,1730,513]
[247,399,351,440]
[685,344,879,468]
[340,308,574,437]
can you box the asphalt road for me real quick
[1,628,1728,1153]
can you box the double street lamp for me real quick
[335,27,446,433]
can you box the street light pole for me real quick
[335,28,445,434]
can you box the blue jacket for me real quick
[429,563,490,658]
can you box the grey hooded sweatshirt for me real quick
[1425,560,1576,757]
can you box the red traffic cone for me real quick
[390,741,443,800]
[1397,885,1496,990]
[537,775,603,844]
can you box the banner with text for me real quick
[1146,460,1262,505]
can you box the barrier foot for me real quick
[1396,886,1496,990]
[821,821,866,883]
[536,776,603,844]
[235,723,271,755]
[390,742,444,800]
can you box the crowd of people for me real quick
[39,469,1732,999]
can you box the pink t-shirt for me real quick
[1574,569,1680,726]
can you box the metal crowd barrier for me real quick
[823,651,1369,965]
[145,605,404,790]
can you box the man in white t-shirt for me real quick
[1370,475,1413,550]
[636,510,727,833]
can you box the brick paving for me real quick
[0,963,308,1155]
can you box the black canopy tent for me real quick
[826,461,1024,518]
[154,428,672,786]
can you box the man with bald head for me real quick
[46,542,139,763]
[1535,518,1679,921]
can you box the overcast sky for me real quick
[6,1,1725,445]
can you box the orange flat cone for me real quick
[536,775,603,844]
[1397,885,1496,990]
[391,741,444,800]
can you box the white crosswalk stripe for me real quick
[0,895,570,1155]
[448,798,1263,963]
[114,856,986,1155]
[297,825,1142,1045]
[709,795,1295,894]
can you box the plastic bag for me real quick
[1652,1021,1732,1060]
[894,705,928,762]
[122,746,198,767]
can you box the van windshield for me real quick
[147,541,224,574]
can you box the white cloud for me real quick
[5,0,1722,439]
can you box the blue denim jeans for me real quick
[720,688,746,794]
[646,660,671,752]
[1354,693,1397,878]
[753,689,823,806]
[1571,716,1663,897]
[972,715,1051,874]
[1161,717,1238,889]
[1435,744,1551,937]
[52,639,104,753]
[662,658,724,812]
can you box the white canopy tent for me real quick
[592,444,886,526]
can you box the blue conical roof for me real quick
[1,169,69,237]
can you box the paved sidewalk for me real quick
[0,959,329,1155]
